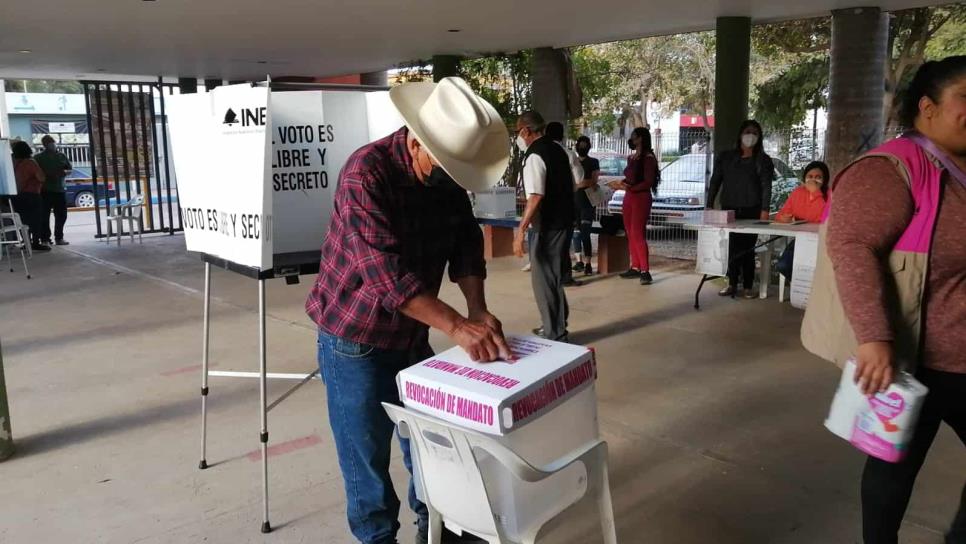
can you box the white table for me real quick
[683,220,819,309]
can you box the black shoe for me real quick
[55,239,70,246]
[563,278,584,287]
[532,327,544,336]
[572,261,585,272]
[584,263,594,276]
[619,268,641,279]
[31,242,52,252]
[639,271,653,285]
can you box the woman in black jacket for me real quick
[707,120,775,298]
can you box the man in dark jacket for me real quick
[512,111,575,341]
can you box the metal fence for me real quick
[82,80,183,237]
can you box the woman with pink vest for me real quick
[802,57,966,544]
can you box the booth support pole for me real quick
[199,263,211,470]
[259,279,272,534]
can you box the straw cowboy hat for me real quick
[390,77,510,193]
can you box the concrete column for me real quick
[360,71,388,87]
[432,55,461,82]
[531,47,568,125]
[178,78,198,94]
[825,7,889,174]
[1,341,13,461]
[713,17,751,154]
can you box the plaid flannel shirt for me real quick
[305,127,486,351]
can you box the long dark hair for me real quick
[11,140,33,160]
[802,160,831,201]
[734,119,765,157]
[899,56,966,129]
[629,127,653,154]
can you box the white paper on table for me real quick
[790,232,818,309]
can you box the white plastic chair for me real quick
[1,209,31,279]
[106,195,144,245]
[383,403,618,544]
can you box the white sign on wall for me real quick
[168,84,273,270]
[169,84,405,271]
[48,122,76,133]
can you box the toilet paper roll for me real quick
[825,360,864,440]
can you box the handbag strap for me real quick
[905,131,966,189]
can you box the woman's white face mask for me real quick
[741,133,759,148]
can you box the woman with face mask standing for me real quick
[803,56,966,544]
[707,120,775,298]
[615,127,659,285]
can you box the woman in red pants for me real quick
[617,127,660,285]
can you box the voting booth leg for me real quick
[199,263,211,470]
[258,279,272,534]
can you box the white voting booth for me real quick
[167,82,405,533]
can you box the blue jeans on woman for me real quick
[318,330,430,544]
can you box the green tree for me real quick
[752,57,829,130]
[10,80,83,94]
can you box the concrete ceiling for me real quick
[0,0,940,81]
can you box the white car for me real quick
[606,153,800,223]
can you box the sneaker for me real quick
[619,268,641,279]
[639,271,653,285]
[584,263,594,276]
[55,239,70,246]
[521,262,531,272]
[532,327,544,336]
[718,285,737,297]
[743,289,757,300]
[572,262,585,272]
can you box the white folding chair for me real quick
[1,209,32,279]
[106,195,144,246]
[383,403,618,544]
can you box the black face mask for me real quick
[576,144,590,156]
[424,166,455,188]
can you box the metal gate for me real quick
[82,79,182,237]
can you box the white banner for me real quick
[168,84,273,270]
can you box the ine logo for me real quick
[223,108,239,125]
[222,107,267,127]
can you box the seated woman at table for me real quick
[775,161,830,278]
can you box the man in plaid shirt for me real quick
[306,77,511,544]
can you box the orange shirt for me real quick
[777,185,826,223]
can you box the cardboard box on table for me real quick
[397,336,599,538]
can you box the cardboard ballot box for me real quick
[398,336,600,539]
[398,336,597,435]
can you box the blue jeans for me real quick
[777,240,795,279]
[318,331,431,544]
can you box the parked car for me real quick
[605,153,799,223]
[64,167,117,208]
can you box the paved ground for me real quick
[0,222,962,544]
